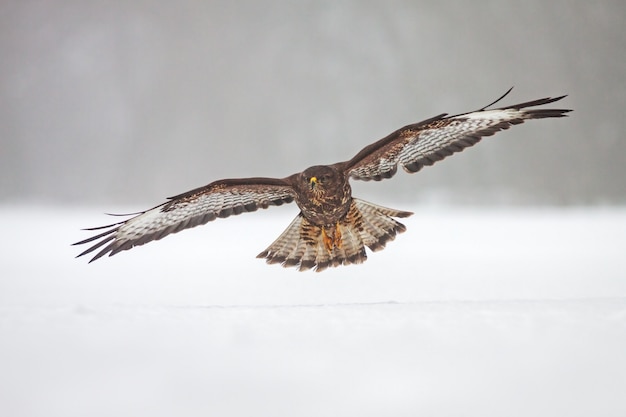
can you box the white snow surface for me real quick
[1,205,625,417]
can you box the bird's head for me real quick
[302,165,338,193]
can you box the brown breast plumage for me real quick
[291,165,352,226]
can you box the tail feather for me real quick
[258,215,303,266]
[257,198,413,272]
[354,199,410,251]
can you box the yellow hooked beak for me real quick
[309,176,318,189]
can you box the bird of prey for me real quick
[74,89,571,272]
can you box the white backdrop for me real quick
[1,206,625,416]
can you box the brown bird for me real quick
[74,89,571,271]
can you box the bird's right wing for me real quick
[73,177,296,262]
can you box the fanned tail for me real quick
[257,199,412,272]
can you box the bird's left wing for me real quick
[341,90,571,181]
[74,177,296,262]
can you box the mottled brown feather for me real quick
[74,177,296,262]
[343,93,570,181]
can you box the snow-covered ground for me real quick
[1,205,625,417]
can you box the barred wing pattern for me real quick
[74,178,296,262]
[344,95,571,181]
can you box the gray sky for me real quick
[1,0,625,206]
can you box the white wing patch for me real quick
[74,183,295,262]
[347,93,570,180]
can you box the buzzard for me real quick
[74,89,571,271]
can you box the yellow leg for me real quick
[321,223,342,253]
[334,223,342,249]
[321,227,333,253]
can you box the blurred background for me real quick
[2,3,626,416]
[1,0,624,208]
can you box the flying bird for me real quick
[74,89,571,272]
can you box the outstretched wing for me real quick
[74,177,296,262]
[342,89,572,181]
